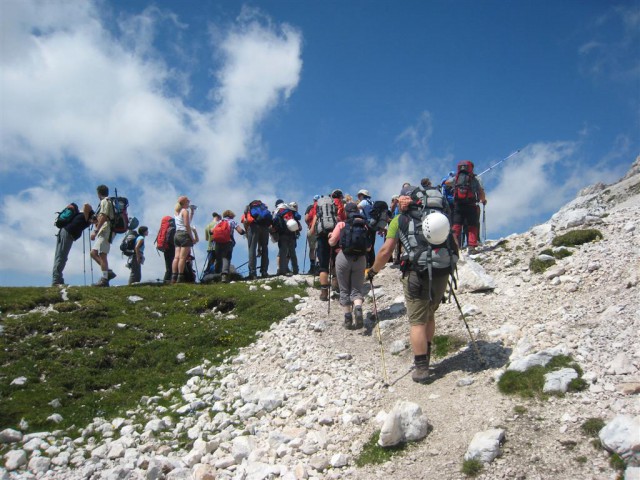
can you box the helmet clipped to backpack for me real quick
[286,218,300,232]
[422,212,450,245]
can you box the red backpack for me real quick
[155,216,175,252]
[454,160,479,203]
[212,219,232,244]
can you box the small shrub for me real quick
[529,257,556,274]
[552,229,602,247]
[581,418,605,437]
[432,334,466,358]
[355,431,407,467]
[513,405,527,415]
[575,455,587,464]
[610,453,625,471]
[461,458,484,477]
[568,378,588,392]
[553,248,573,259]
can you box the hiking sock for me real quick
[101,270,108,280]
[176,274,184,283]
[414,354,428,364]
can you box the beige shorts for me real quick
[93,233,111,255]
[402,271,448,326]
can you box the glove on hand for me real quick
[366,268,377,282]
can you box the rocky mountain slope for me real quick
[2,157,639,479]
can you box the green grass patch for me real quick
[498,355,584,399]
[0,281,306,433]
[610,453,625,471]
[461,458,484,477]
[513,405,527,415]
[355,431,407,467]
[432,334,467,358]
[581,418,605,437]
[529,256,556,274]
[574,455,587,464]
[540,248,573,260]
[552,229,603,247]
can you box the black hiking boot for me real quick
[411,343,432,384]
[344,313,353,330]
[353,306,364,329]
[93,278,109,288]
[107,270,117,280]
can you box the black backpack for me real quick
[368,200,390,230]
[339,215,370,256]
[120,230,137,256]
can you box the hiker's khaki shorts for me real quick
[93,233,111,255]
[402,271,448,326]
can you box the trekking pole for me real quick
[477,149,521,177]
[327,246,333,315]
[192,249,199,282]
[89,225,94,284]
[302,237,308,275]
[83,230,87,286]
[449,280,486,365]
[369,279,389,385]
[482,204,487,244]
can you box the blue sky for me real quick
[1,0,638,286]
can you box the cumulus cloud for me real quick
[0,0,302,285]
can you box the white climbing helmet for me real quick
[286,219,299,232]
[422,212,450,245]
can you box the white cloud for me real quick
[0,0,303,285]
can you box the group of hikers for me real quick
[52,159,487,383]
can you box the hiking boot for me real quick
[221,274,229,283]
[411,359,430,384]
[261,272,269,278]
[353,306,364,329]
[107,270,117,280]
[344,312,353,330]
[319,287,329,301]
[176,274,185,283]
[93,278,109,287]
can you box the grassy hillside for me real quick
[0,280,306,434]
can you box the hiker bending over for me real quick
[171,196,196,283]
[367,185,458,384]
[52,203,94,286]
[329,202,371,330]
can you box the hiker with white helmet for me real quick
[329,202,371,329]
[367,184,458,383]
[273,201,302,275]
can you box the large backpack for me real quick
[155,216,175,252]
[55,203,79,229]
[368,200,390,231]
[246,200,273,227]
[212,219,232,244]
[273,208,301,234]
[340,214,370,256]
[440,172,455,208]
[454,161,480,204]
[315,196,338,234]
[397,187,458,298]
[108,189,129,235]
[120,230,137,256]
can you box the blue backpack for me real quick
[248,200,273,227]
[360,198,374,221]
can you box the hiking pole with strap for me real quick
[477,149,521,177]
[302,237,308,275]
[449,280,486,366]
[369,278,389,386]
[327,246,333,315]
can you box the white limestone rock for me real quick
[28,455,51,474]
[378,401,430,447]
[457,258,496,293]
[464,428,505,463]
[4,449,27,471]
[543,368,578,394]
[0,429,22,444]
[599,415,640,466]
